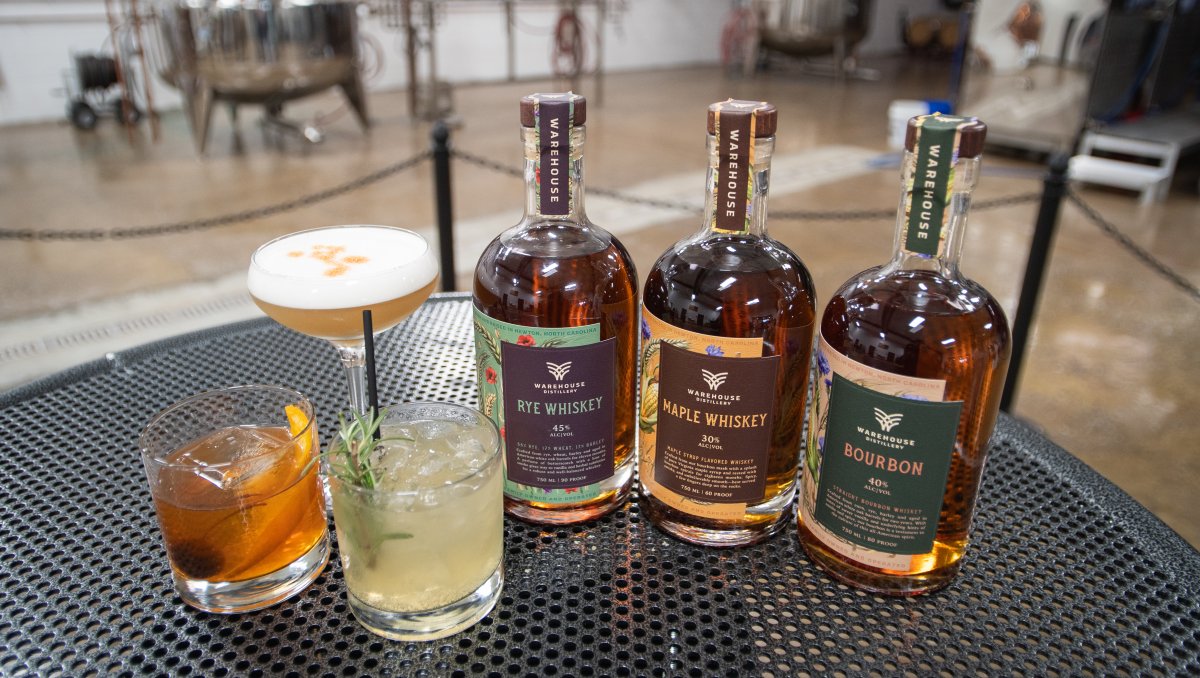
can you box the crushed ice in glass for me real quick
[370,419,493,492]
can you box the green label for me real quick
[903,117,958,256]
[813,374,961,555]
[472,308,607,503]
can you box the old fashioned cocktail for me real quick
[139,385,329,613]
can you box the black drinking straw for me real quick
[362,310,381,440]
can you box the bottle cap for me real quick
[520,93,587,127]
[905,113,986,158]
[707,99,777,137]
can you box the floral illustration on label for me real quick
[638,310,774,520]
[473,308,613,504]
[802,333,962,569]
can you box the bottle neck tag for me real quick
[535,98,572,216]
[903,116,965,257]
[712,104,756,235]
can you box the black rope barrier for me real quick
[0,151,433,242]
[3,143,1195,308]
[1066,189,1200,303]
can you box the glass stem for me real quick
[336,344,370,415]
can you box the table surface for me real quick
[2,294,1198,677]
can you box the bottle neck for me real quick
[522,126,587,222]
[701,134,774,238]
[888,149,980,276]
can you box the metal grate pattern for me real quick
[1,294,1198,677]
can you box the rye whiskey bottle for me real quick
[639,100,817,546]
[473,93,639,525]
[798,114,1011,594]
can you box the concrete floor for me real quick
[1,61,1198,549]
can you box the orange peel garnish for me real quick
[285,404,313,464]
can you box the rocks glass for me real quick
[138,385,329,613]
[325,403,504,640]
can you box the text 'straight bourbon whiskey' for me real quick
[639,100,817,546]
[473,93,639,525]
[798,114,1011,595]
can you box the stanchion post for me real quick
[1001,153,1070,412]
[432,121,456,293]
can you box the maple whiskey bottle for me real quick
[798,114,1011,595]
[639,100,817,546]
[473,93,638,525]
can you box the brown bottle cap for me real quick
[707,99,777,137]
[905,113,987,157]
[520,93,587,127]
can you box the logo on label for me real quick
[701,369,728,390]
[546,361,573,381]
[873,408,903,432]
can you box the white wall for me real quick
[0,0,726,127]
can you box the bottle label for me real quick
[535,98,572,216]
[638,311,777,520]
[903,116,968,257]
[800,335,962,568]
[473,309,614,503]
[711,103,756,235]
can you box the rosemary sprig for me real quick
[321,407,415,567]
[316,408,408,489]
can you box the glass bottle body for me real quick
[798,149,1011,594]
[473,126,638,525]
[640,135,817,546]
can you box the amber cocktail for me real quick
[139,385,329,613]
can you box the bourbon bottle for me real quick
[639,99,817,546]
[797,114,1011,594]
[473,93,638,525]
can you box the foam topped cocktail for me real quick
[248,225,438,412]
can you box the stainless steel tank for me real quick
[156,0,368,152]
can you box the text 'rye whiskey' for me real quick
[473,93,638,525]
[639,100,817,546]
[798,114,1011,595]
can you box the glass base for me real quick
[175,532,330,613]
[348,565,503,641]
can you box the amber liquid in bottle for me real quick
[640,104,816,546]
[797,115,1011,594]
[473,103,638,525]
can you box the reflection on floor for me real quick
[1,62,1197,549]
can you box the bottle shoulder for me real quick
[649,233,812,280]
[486,218,622,259]
[830,268,1007,323]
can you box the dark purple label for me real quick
[538,100,570,216]
[654,343,778,503]
[715,108,752,233]
[500,339,615,489]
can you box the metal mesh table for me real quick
[1,294,1198,677]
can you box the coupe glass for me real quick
[248,225,439,413]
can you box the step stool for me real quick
[1069,131,1177,203]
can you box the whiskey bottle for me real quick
[797,114,1011,595]
[473,93,639,525]
[639,99,817,546]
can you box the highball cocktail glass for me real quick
[138,385,329,613]
[325,403,504,640]
[247,225,439,414]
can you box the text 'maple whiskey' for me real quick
[798,114,1011,595]
[473,93,638,525]
[639,100,817,546]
